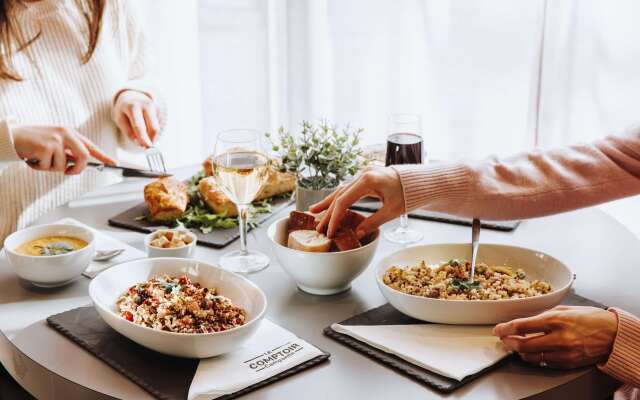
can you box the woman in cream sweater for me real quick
[0,0,165,243]
[312,125,640,398]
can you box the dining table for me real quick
[0,166,635,400]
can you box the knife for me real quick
[87,162,172,178]
[26,159,171,179]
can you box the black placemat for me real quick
[324,292,604,394]
[47,307,330,400]
[108,196,292,249]
[352,198,520,232]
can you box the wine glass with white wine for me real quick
[212,129,270,273]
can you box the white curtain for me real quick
[123,0,202,169]
[196,0,640,162]
[538,0,640,147]
[140,0,640,165]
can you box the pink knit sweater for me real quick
[394,124,640,397]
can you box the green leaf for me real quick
[265,120,366,189]
[451,278,481,292]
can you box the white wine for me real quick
[212,151,269,205]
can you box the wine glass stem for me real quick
[238,205,249,255]
[400,213,410,230]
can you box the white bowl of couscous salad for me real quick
[376,243,574,325]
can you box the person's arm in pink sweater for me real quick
[312,125,640,387]
[394,124,640,220]
[393,125,640,388]
[599,309,640,388]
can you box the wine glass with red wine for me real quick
[384,114,424,244]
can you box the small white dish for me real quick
[375,243,574,325]
[267,217,380,295]
[89,257,267,358]
[4,224,95,287]
[144,229,197,258]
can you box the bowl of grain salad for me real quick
[89,257,267,358]
[375,243,574,324]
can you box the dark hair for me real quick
[0,0,105,81]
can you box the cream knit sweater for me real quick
[0,0,165,244]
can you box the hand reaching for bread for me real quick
[310,166,405,239]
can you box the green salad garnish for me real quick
[141,171,290,234]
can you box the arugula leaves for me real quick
[176,205,239,233]
[142,171,287,234]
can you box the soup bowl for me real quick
[376,243,574,324]
[89,257,267,358]
[4,223,95,287]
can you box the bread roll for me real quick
[198,170,296,217]
[198,176,239,217]
[144,178,189,221]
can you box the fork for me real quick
[145,147,167,173]
[468,218,481,283]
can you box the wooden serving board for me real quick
[108,196,293,249]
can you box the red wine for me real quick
[385,133,423,166]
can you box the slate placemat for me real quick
[47,307,330,400]
[324,292,604,394]
[108,195,292,249]
[352,198,520,232]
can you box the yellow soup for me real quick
[16,236,88,256]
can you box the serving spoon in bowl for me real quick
[469,218,481,283]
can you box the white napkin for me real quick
[188,319,326,400]
[331,323,509,381]
[54,218,145,278]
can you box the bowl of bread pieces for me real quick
[267,210,380,295]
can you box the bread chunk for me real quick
[198,176,239,217]
[334,228,362,251]
[341,209,366,231]
[287,210,317,233]
[287,230,332,252]
[285,210,369,252]
[144,178,189,221]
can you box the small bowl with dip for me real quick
[144,229,197,258]
[4,223,95,287]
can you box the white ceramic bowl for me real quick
[144,229,197,258]
[4,224,95,287]
[375,243,574,325]
[88,257,266,358]
[267,217,380,295]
